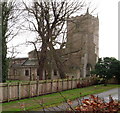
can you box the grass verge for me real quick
[2,84,120,113]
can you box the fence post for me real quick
[51,80,53,93]
[45,80,47,93]
[29,81,31,98]
[42,81,46,94]
[7,83,10,102]
[41,82,43,94]
[62,79,64,90]
[18,82,21,100]
[76,79,78,88]
[57,79,59,91]
[36,81,39,96]
[75,79,77,88]
[67,78,69,89]
[71,78,73,89]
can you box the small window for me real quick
[54,70,57,76]
[37,69,42,76]
[25,70,29,76]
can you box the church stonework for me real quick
[8,11,99,80]
[66,10,99,78]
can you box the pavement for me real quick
[38,88,119,111]
[95,88,119,102]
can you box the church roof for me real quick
[22,59,38,66]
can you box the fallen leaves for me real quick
[74,95,120,112]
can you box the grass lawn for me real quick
[2,84,120,113]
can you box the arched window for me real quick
[86,63,92,76]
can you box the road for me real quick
[38,88,119,111]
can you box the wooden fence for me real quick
[0,77,98,102]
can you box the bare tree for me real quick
[22,0,85,79]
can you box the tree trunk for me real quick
[104,79,108,86]
[49,43,66,79]
[38,42,47,80]
[2,2,8,82]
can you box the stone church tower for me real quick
[66,9,99,78]
[8,9,99,80]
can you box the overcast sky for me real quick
[95,0,118,59]
[7,0,119,59]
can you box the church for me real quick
[8,10,99,80]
